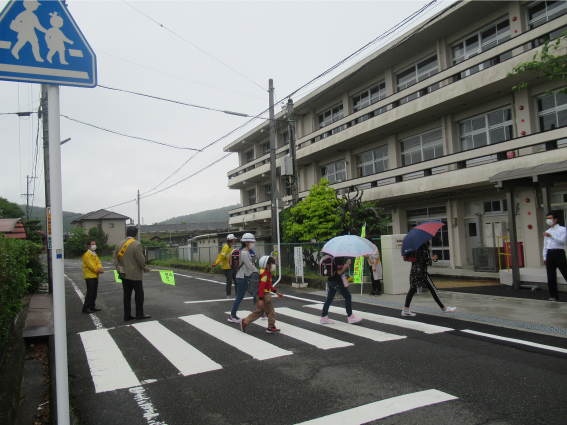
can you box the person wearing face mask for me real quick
[240,256,284,333]
[228,233,258,323]
[82,239,104,314]
[543,211,567,301]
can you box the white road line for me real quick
[184,297,252,304]
[304,305,453,334]
[228,311,353,350]
[275,308,406,343]
[65,274,103,330]
[295,389,457,424]
[129,386,168,425]
[462,330,567,354]
[174,272,223,284]
[132,321,222,376]
[284,295,324,304]
[79,329,141,393]
[179,314,293,360]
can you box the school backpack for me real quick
[230,249,241,269]
[319,255,334,277]
[247,271,260,297]
[403,251,417,262]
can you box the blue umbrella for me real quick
[401,221,445,256]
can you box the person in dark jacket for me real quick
[320,257,362,324]
[402,242,456,317]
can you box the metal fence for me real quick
[152,239,381,278]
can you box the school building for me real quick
[223,0,567,273]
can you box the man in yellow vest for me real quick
[212,234,237,298]
[82,239,104,314]
[113,226,151,321]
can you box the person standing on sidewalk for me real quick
[212,234,237,298]
[241,256,284,334]
[82,239,104,314]
[113,226,151,321]
[543,211,567,301]
[366,243,383,295]
[320,257,362,325]
[228,233,258,323]
[402,242,456,317]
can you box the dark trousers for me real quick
[546,249,567,300]
[122,279,144,318]
[405,275,444,309]
[224,269,237,296]
[370,274,382,294]
[322,280,353,317]
[83,278,98,311]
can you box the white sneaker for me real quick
[443,306,457,313]
[549,298,557,301]
[320,316,334,324]
[401,310,416,317]
[227,316,241,323]
[347,315,362,324]
[261,314,267,320]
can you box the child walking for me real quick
[241,256,283,334]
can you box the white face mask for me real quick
[249,243,255,249]
[546,219,555,227]
[270,264,276,272]
[90,245,97,251]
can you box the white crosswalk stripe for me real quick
[304,305,453,334]
[80,329,141,393]
[132,321,223,376]
[275,308,406,342]
[180,314,293,360]
[231,311,353,350]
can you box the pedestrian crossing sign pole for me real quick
[0,2,97,424]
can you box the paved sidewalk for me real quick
[310,289,567,337]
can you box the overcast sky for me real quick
[0,0,454,224]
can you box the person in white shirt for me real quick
[543,211,567,301]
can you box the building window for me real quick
[401,128,443,166]
[245,150,254,163]
[108,223,114,228]
[356,146,389,177]
[248,189,256,205]
[459,107,513,151]
[262,142,269,155]
[264,184,272,201]
[528,1,567,30]
[282,132,290,145]
[396,55,438,92]
[353,82,386,112]
[483,199,508,215]
[452,19,510,77]
[321,161,346,183]
[318,104,344,129]
[536,90,567,131]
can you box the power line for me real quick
[121,0,266,93]
[61,115,202,151]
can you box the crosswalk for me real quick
[79,307,454,394]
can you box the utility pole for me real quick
[22,175,36,220]
[137,190,141,241]
[41,85,52,294]
[269,79,279,244]
[286,99,299,206]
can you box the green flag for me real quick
[113,270,122,283]
[353,225,366,284]
[159,270,175,285]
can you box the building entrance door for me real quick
[465,218,481,265]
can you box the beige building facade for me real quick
[224,1,567,270]
[72,209,131,246]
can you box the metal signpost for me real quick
[0,1,96,423]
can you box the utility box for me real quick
[280,156,293,176]
[381,234,411,294]
[472,247,499,272]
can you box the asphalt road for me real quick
[62,259,567,425]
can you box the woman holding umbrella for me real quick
[401,222,456,317]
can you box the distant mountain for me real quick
[162,204,240,225]
[23,204,82,233]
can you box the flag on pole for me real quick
[353,225,366,284]
[113,269,175,285]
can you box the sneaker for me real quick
[240,320,247,333]
[401,310,416,317]
[227,316,241,323]
[320,316,334,324]
[347,315,362,324]
[443,306,457,314]
[549,298,557,301]
[227,295,231,299]
[266,327,280,334]
[261,314,267,321]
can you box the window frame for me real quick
[458,106,514,151]
[245,150,255,163]
[248,188,256,205]
[356,145,389,177]
[396,53,439,93]
[321,160,347,183]
[261,142,270,155]
[318,103,344,129]
[108,223,114,228]
[527,1,567,30]
[535,89,567,132]
[482,199,508,215]
[264,184,272,202]
[400,128,444,166]
[352,81,386,113]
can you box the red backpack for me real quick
[229,249,241,269]
[319,255,334,277]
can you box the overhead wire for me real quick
[121,0,266,93]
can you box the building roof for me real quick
[489,160,567,185]
[71,209,130,223]
[0,218,27,239]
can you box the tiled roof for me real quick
[71,209,130,223]
[0,218,27,239]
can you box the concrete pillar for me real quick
[454,200,467,267]
[344,150,353,180]
[509,1,526,37]
[309,109,316,134]
[506,186,520,289]
[384,67,396,97]
[342,91,351,115]
[520,188,543,267]
[446,199,456,269]
[387,134,400,169]
[436,37,450,76]
[391,208,408,234]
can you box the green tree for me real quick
[141,238,167,249]
[0,197,25,219]
[508,31,567,94]
[87,227,109,249]
[65,227,89,252]
[283,179,343,242]
[352,201,391,236]
[24,219,43,244]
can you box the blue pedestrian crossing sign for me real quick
[0,0,96,87]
